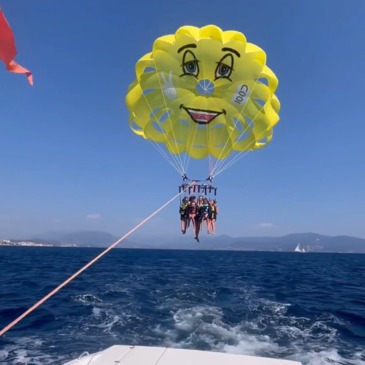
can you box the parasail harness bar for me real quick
[179,175,217,196]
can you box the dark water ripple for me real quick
[0,247,364,365]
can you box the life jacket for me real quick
[179,203,188,214]
[200,203,209,213]
[209,205,217,219]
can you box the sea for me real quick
[0,246,364,365]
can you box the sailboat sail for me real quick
[294,243,308,253]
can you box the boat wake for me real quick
[1,250,364,365]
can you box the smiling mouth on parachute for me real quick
[181,105,225,125]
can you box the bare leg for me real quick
[181,217,187,234]
[194,217,201,242]
[189,214,196,232]
[211,219,216,235]
[207,218,212,234]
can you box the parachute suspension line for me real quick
[147,139,185,176]
[213,96,271,178]
[211,119,248,176]
[210,68,269,178]
[152,59,187,175]
[146,129,185,177]
[178,103,195,176]
[138,95,185,176]
[184,120,199,176]
[199,63,216,180]
[213,115,268,178]
[137,66,185,177]
[210,102,255,177]
[0,189,187,337]
[208,155,215,180]
[178,60,212,178]
[211,117,253,177]
[214,149,251,178]
[181,151,191,178]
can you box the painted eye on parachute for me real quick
[215,54,234,80]
[181,50,199,77]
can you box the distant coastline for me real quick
[0,239,76,248]
[1,231,365,253]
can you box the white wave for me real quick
[223,335,281,357]
[0,349,9,362]
[92,306,101,318]
[74,293,103,305]
[0,336,65,365]
[72,292,127,336]
[302,348,365,365]
[173,306,223,332]
[152,304,284,360]
[151,297,365,365]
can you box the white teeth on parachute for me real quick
[187,109,220,124]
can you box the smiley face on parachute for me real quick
[126,25,280,159]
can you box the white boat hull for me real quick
[64,345,301,365]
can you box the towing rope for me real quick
[0,190,184,337]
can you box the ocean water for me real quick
[0,247,364,365]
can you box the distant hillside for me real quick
[206,233,365,253]
[128,232,365,253]
[28,231,121,247]
[14,231,365,253]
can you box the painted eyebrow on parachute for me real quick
[177,43,197,53]
[222,47,240,58]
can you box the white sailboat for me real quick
[294,243,308,253]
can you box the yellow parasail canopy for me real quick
[126,25,280,162]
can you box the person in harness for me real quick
[194,197,210,242]
[179,197,189,234]
[208,199,218,234]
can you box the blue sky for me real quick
[1,0,365,240]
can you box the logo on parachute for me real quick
[233,85,249,105]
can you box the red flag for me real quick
[0,8,33,85]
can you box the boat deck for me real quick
[64,345,302,365]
